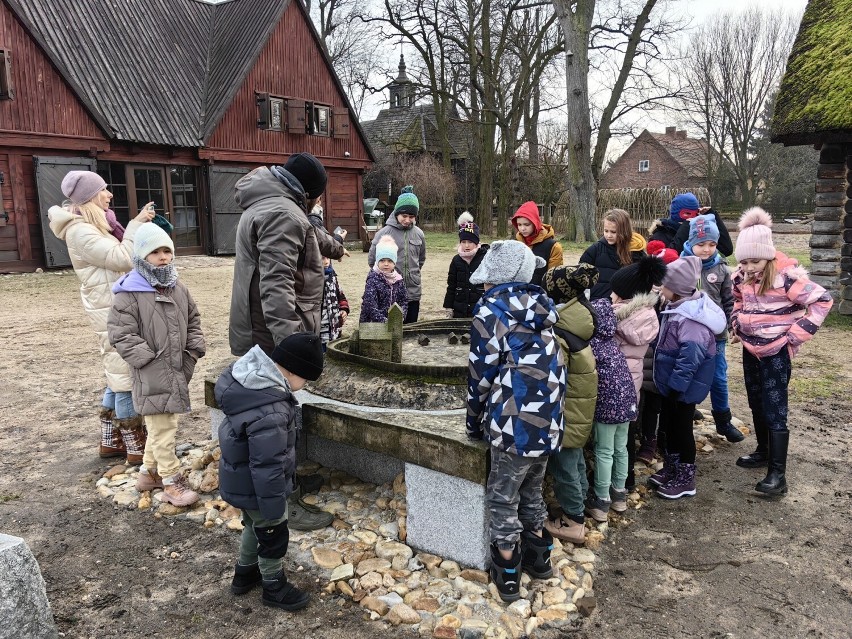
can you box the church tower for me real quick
[389,54,414,109]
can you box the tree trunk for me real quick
[554,0,597,241]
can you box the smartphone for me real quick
[334,226,345,236]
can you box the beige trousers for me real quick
[142,413,181,477]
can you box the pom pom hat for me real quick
[734,207,776,262]
[470,240,544,286]
[375,235,398,264]
[457,211,480,243]
[393,186,420,216]
[647,240,679,265]
[610,255,668,299]
[133,222,174,259]
[542,263,600,304]
[61,170,108,205]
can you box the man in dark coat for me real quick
[229,153,346,356]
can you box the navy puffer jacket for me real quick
[216,347,298,521]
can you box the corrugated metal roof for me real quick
[4,0,289,148]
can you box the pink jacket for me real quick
[731,252,833,359]
[614,292,660,394]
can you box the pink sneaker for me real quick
[161,473,199,506]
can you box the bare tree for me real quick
[680,8,800,207]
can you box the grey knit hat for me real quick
[469,240,544,286]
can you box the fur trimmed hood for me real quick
[614,292,659,321]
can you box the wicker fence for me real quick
[596,187,712,236]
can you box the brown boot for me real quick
[99,409,126,458]
[136,468,164,492]
[161,473,199,507]
[116,416,146,465]
[544,514,586,545]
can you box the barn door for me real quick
[207,166,249,255]
[34,156,96,268]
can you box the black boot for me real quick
[231,562,262,595]
[737,417,769,467]
[489,542,522,603]
[755,430,788,496]
[520,529,554,579]
[712,409,745,443]
[262,571,310,611]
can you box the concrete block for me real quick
[307,434,403,486]
[405,463,489,570]
[0,534,58,639]
[210,406,224,441]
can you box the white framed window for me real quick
[639,159,649,172]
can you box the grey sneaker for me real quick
[609,487,628,513]
[584,494,611,523]
[288,500,333,531]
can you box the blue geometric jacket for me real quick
[466,282,567,457]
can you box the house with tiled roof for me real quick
[598,127,720,191]
[0,0,373,272]
[771,0,852,313]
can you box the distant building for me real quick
[599,127,720,191]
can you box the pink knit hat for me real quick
[61,170,107,205]
[735,207,775,261]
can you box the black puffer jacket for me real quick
[579,239,645,300]
[443,245,489,317]
[216,347,298,521]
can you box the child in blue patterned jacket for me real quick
[466,240,567,603]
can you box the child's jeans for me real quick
[547,447,587,518]
[659,397,697,463]
[487,449,548,550]
[709,339,730,412]
[102,388,136,419]
[239,507,289,579]
[743,347,791,432]
[142,413,181,477]
[593,421,629,499]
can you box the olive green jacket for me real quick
[552,298,598,448]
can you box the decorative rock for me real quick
[378,592,405,608]
[104,464,128,479]
[535,608,567,623]
[459,569,489,584]
[375,540,414,562]
[322,501,346,515]
[356,557,391,576]
[330,563,355,582]
[500,613,526,639]
[440,560,460,573]
[220,505,241,520]
[360,596,390,616]
[359,572,383,591]
[0,534,58,639]
[226,517,244,531]
[199,470,219,492]
[337,580,354,597]
[379,521,399,539]
[576,595,597,617]
[354,530,379,545]
[393,472,407,496]
[387,603,421,625]
[157,503,188,516]
[391,554,409,571]
[312,547,343,569]
[437,614,462,629]
[572,587,586,602]
[417,553,443,570]
[572,548,596,564]
[541,587,567,606]
[138,494,152,510]
[581,572,593,591]
[433,625,457,639]
[412,596,441,612]
[506,599,531,619]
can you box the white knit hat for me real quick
[734,207,775,261]
[133,222,174,259]
[469,240,544,285]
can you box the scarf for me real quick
[681,243,722,269]
[132,255,179,288]
[458,243,479,263]
[105,209,125,241]
[373,263,402,285]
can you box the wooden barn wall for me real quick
[0,1,105,141]
[205,3,371,164]
[0,150,45,268]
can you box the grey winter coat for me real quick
[368,213,426,301]
[229,167,345,356]
[108,270,205,415]
[216,346,299,521]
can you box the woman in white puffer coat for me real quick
[48,170,156,463]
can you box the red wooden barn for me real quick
[0,0,374,272]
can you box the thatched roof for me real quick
[771,0,852,145]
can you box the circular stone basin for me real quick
[308,320,471,410]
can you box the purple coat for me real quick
[359,269,408,323]
[589,298,637,424]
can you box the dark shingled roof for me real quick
[771,0,852,145]
[5,0,289,147]
[362,104,471,159]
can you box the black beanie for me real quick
[270,332,324,381]
[610,255,668,299]
[283,152,328,199]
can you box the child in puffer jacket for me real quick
[608,255,667,501]
[443,212,489,318]
[466,240,566,602]
[681,214,743,443]
[541,264,600,545]
[651,256,726,500]
[359,236,407,322]
[216,333,325,612]
[584,297,638,523]
[731,208,833,497]
[320,256,349,349]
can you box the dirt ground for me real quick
[1,235,850,638]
